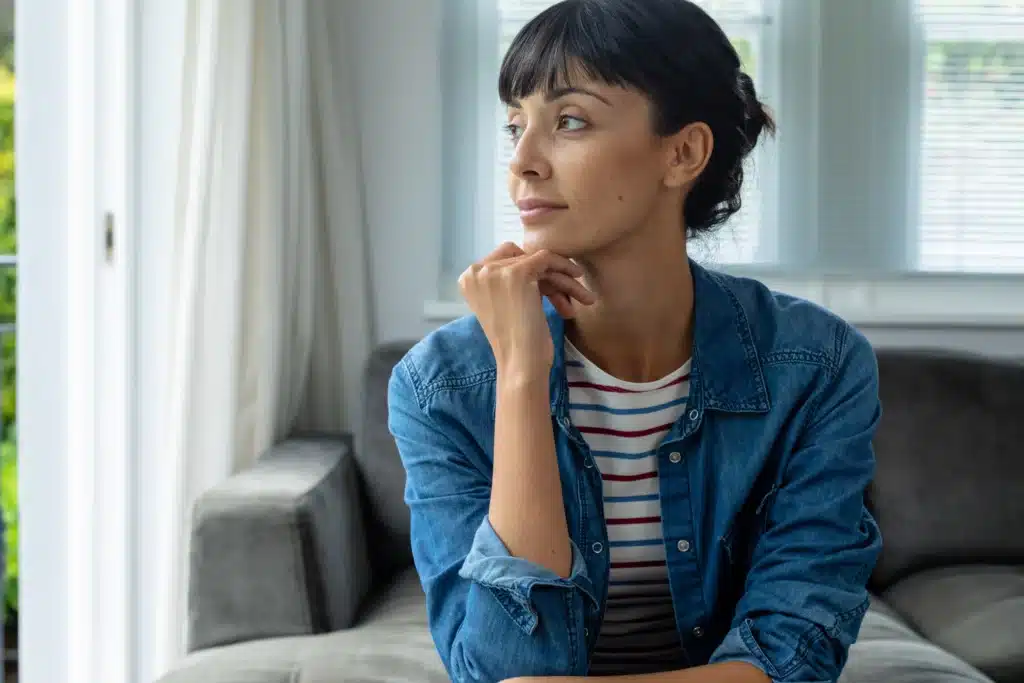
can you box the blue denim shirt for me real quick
[388,262,882,683]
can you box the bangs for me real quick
[498,1,646,105]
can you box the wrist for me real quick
[496,362,550,394]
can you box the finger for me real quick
[540,271,597,306]
[538,280,576,318]
[462,243,527,283]
[516,249,584,280]
[480,241,525,264]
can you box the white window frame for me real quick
[429,0,1024,327]
[18,0,153,680]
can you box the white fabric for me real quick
[156,0,371,673]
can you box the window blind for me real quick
[916,0,1024,272]
[493,0,772,263]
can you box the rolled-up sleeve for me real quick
[388,359,596,683]
[710,328,884,683]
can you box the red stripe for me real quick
[601,612,676,625]
[606,516,661,525]
[598,627,680,641]
[606,589,671,598]
[606,596,671,606]
[592,643,684,656]
[568,374,689,394]
[600,617,677,630]
[602,471,657,482]
[611,560,666,569]
[579,422,673,438]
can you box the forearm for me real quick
[508,661,770,683]
[489,369,573,578]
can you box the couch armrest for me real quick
[187,435,372,652]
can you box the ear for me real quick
[663,122,713,189]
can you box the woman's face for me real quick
[505,78,688,259]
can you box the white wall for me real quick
[349,0,1024,358]
[348,0,444,344]
[860,326,1023,358]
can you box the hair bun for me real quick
[737,72,775,151]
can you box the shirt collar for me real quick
[689,260,770,413]
[546,259,770,416]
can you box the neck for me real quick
[566,224,694,383]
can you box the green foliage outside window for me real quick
[0,38,16,618]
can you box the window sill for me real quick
[425,272,1024,328]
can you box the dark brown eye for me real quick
[557,115,588,131]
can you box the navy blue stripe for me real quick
[604,494,659,503]
[568,395,688,416]
[590,449,657,460]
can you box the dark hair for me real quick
[498,0,775,236]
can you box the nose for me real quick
[508,127,552,180]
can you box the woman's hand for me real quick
[459,242,595,379]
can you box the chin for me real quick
[522,225,592,258]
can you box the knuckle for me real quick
[459,263,482,287]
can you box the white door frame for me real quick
[18,0,149,680]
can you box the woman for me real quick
[389,1,882,681]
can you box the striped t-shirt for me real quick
[564,340,691,676]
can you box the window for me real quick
[493,0,777,266]
[436,0,1024,323]
[916,0,1024,272]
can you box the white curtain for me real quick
[155,0,372,672]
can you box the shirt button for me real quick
[669,451,682,463]
[677,539,691,553]
[689,409,699,421]
[592,542,603,554]
[584,628,590,637]
[584,458,594,468]
[692,626,704,638]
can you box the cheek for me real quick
[569,141,661,215]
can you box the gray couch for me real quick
[158,346,1024,683]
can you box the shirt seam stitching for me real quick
[775,596,871,679]
[419,368,499,404]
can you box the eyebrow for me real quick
[509,86,613,108]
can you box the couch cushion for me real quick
[840,595,994,683]
[883,565,1024,683]
[360,341,417,578]
[160,579,993,683]
[158,568,446,683]
[870,350,1024,589]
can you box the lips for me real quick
[516,197,568,224]
[516,197,567,211]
